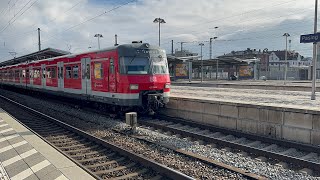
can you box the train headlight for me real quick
[130,84,139,90]
[165,83,170,89]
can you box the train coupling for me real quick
[147,93,164,111]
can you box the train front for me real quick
[117,42,170,114]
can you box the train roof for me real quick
[0,42,164,69]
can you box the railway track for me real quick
[140,115,320,175]
[0,95,193,180]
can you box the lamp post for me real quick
[312,0,318,100]
[153,18,166,46]
[199,43,204,82]
[94,34,103,49]
[209,37,218,60]
[283,33,290,85]
[209,26,219,59]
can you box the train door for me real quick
[109,57,116,93]
[19,67,22,85]
[81,58,91,94]
[29,66,33,86]
[57,62,64,91]
[41,64,46,88]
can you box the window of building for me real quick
[94,63,103,79]
[66,66,72,79]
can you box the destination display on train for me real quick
[136,49,164,54]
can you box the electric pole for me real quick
[38,28,41,51]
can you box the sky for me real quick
[0,0,317,62]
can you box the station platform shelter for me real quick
[167,55,260,81]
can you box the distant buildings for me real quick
[219,48,312,80]
[268,50,311,68]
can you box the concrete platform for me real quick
[172,80,320,92]
[163,87,320,145]
[0,108,95,180]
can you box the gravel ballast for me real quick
[0,89,319,179]
[0,89,246,179]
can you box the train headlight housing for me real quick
[130,84,139,90]
[165,83,170,89]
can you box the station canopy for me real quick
[0,48,70,67]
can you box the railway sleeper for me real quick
[39,129,66,135]
[149,175,163,180]
[59,141,92,149]
[86,157,126,169]
[65,145,100,154]
[45,133,77,141]
[49,136,84,144]
[95,162,136,176]
[52,138,88,146]
[30,124,60,130]
[70,149,109,158]
[77,153,116,163]
[113,168,149,180]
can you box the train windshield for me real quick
[120,56,168,75]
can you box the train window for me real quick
[119,56,149,74]
[94,63,103,79]
[15,70,19,78]
[46,67,56,79]
[34,69,40,78]
[59,67,63,78]
[46,68,50,78]
[28,70,32,78]
[110,58,114,74]
[26,70,29,78]
[73,66,79,79]
[66,66,72,79]
[42,68,46,78]
[22,70,26,78]
[52,68,56,78]
[86,64,90,79]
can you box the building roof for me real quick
[0,48,70,67]
[271,50,300,60]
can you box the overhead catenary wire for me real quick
[0,0,37,34]
[172,0,300,31]
[22,0,84,32]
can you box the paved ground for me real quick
[0,108,95,180]
[173,79,320,87]
[171,85,320,111]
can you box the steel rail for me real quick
[141,115,320,172]
[156,114,320,154]
[0,95,193,180]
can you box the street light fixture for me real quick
[153,18,166,46]
[199,43,204,82]
[209,26,219,59]
[209,37,218,60]
[94,34,103,49]
[283,33,290,85]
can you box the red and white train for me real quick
[0,42,170,113]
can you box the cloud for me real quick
[0,0,317,61]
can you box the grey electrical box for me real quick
[126,112,137,133]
